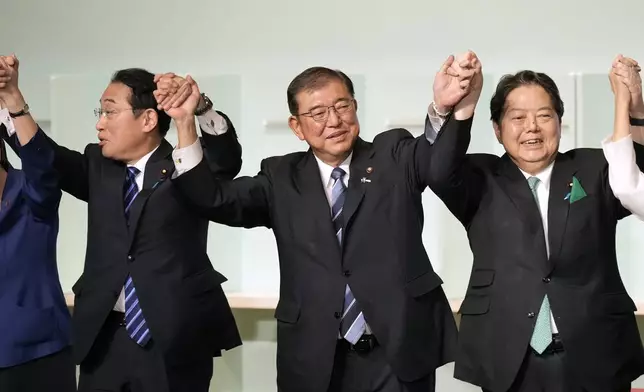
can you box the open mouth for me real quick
[521,139,543,146]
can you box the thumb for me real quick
[9,54,18,69]
[439,55,455,74]
[186,75,200,95]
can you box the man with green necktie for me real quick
[424,51,644,392]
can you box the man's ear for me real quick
[142,109,159,134]
[289,115,305,141]
[493,121,502,144]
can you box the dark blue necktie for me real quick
[123,167,151,346]
[331,167,366,344]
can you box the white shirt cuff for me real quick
[0,108,16,136]
[601,133,643,202]
[198,109,228,136]
[425,103,447,143]
[172,138,204,178]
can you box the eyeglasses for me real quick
[94,108,141,119]
[298,99,355,123]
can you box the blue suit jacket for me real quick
[0,130,70,367]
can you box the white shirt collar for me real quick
[314,152,353,188]
[518,160,555,191]
[128,144,160,174]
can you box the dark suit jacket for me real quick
[426,115,644,392]
[0,128,71,368]
[171,123,470,392]
[3,116,244,366]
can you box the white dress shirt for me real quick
[114,109,228,312]
[517,164,559,333]
[312,153,373,336]
[602,134,644,220]
[113,146,158,312]
[427,106,559,332]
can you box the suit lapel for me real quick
[495,155,544,229]
[293,151,342,255]
[103,159,128,234]
[127,140,175,245]
[343,138,374,231]
[495,155,549,270]
[546,154,575,272]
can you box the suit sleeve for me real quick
[198,110,242,179]
[2,123,90,202]
[172,155,272,229]
[423,114,484,226]
[602,134,644,219]
[15,128,62,219]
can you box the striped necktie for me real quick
[527,176,552,354]
[331,167,366,344]
[123,167,152,346]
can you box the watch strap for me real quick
[194,94,213,116]
[9,103,29,118]
[630,116,644,126]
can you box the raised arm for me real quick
[0,54,90,202]
[602,55,644,219]
[423,51,486,225]
[164,74,271,228]
[153,72,242,179]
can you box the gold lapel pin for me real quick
[366,166,373,174]
[162,169,167,175]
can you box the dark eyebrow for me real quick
[308,98,352,112]
[101,98,116,104]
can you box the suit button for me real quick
[542,277,551,283]
[527,312,535,318]
[343,270,351,277]
[334,312,342,319]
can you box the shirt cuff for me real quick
[601,133,640,193]
[172,138,204,178]
[601,134,635,164]
[425,103,447,143]
[198,109,228,136]
[0,108,15,136]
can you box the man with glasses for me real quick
[161,66,477,392]
[0,55,243,392]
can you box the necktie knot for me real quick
[331,167,346,181]
[528,176,540,192]
[127,166,140,181]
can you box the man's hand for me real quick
[164,75,201,124]
[612,54,644,117]
[609,68,631,104]
[452,51,483,120]
[0,54,26,112]
[154,73,202,123]
[433,55,464,113]
[432,52,479,113]
[154,72,207,113]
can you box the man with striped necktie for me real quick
[166,66,478,392]
[0,58,244,392]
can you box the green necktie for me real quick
[527,176,552,354]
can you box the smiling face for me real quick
[287,67,360,167]
[288,80,359,166]
[494,84,561,174]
